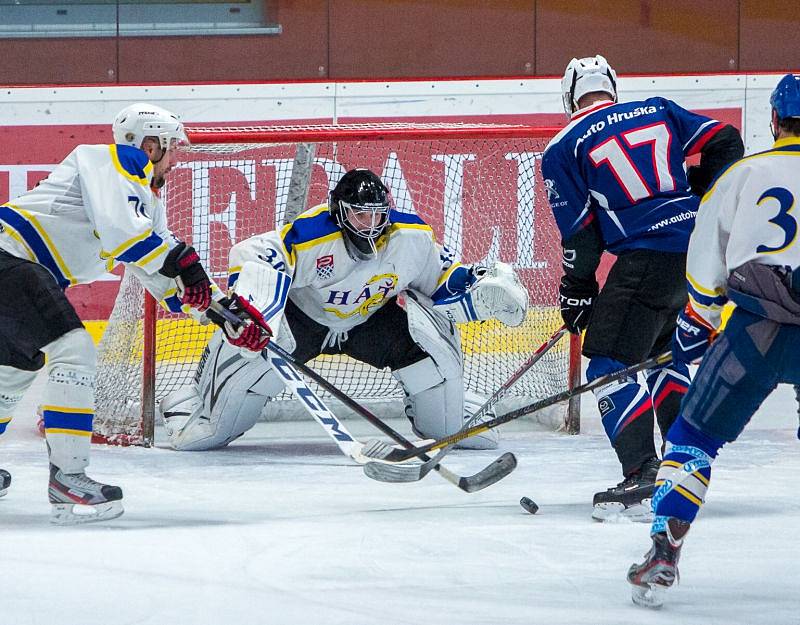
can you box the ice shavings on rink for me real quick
[1,373,799,625]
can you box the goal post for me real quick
[93,122,581,446]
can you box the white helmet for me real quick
[112,102,189,150]
[561,55,618,118]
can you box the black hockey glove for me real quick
[159,242,213,311]
[559,274,598,334]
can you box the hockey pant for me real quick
[652,307,800,532]
[587,357,689,476]
[0,250,94,472]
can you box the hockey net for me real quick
[93,123,580,446]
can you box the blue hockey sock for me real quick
[587,357,652,442]
[645,361,690,435]
[651,416,725,535]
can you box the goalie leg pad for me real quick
[40,329,96,474]
[394,358,498,450]
[399,290,497,449]
[162,331,285,450]
[0,365,38,436]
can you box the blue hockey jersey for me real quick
[541,97,725,254]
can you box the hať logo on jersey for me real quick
[323,273,399,319]
[316,254,334,280]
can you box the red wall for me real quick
[2,0,798,86]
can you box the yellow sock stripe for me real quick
[44,428,93,437]
[40,405,94,414]
[693,470,710,486]
[674,484,703,506]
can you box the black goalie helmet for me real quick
[329,168,391,259]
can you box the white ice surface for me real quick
[2,373,799,625]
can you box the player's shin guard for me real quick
[587,357,656,475]
[0,365,39,439]
[645,362,690,441]
[651,416,724,532]
[41,330,96,473]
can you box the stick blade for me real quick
[362,446,450,483]
[457,452,517,493]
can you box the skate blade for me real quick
[631,582,665,609]
[592,499,653,523]
[0,488,8,498]
[50,500,124,525]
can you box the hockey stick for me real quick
[208,302,516,492]
[363,325,569,484]
[364,350,674,463]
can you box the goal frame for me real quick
[125,123,582,446]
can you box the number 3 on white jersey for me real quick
[757,187,797,255]
[589,122,675,203]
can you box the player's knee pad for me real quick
[39,328,96,473]
[164,331,282,451]
[394,358,497,450]
[0,365,38,435]
[644,362,690,434]
[587,356,652,443]
[652,416,724,528]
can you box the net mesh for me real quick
[94,124,571,445]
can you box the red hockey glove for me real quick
[207,295,272,352]
[159,242,213,311]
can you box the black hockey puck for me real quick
[519,496,539,514]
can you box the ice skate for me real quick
[48,464,124,525]
[0,469,11,497]
[628,519,689,608]
[592,457,660,522]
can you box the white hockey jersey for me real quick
[0,143,187,311]
[228,204,474,338]
[686,136,800,328]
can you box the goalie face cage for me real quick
[93,123,581,446]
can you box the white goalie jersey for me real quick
[0,143,190,311]
[228,204,527,335]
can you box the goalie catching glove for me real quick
[159,242,213,311]
[434,261,529,327]
[206,295,273,352]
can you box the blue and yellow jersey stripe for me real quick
[0,204,76,288]
[41,405,93,437]
[686,273,727,311]
[109,144,153,186]
[386,210,435,238]
[108,228,168,266]
[280,205,341,266]
[703,137,800,204]
[227,265,242,290]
